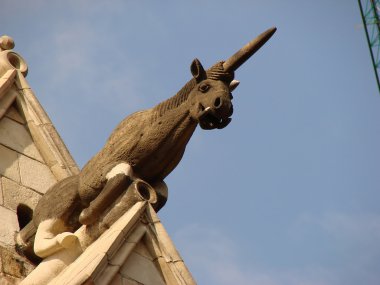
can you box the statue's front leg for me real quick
[79,162,134,225]
[34,219,79,258]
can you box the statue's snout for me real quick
[213,96,233,119]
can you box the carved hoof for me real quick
[57,232,78,249]
[79,208,96,225]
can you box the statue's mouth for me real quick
[198,106,232,130]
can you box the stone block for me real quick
[18,154,56,194]
[26,121,57,168]
[0,117,43,162]
[119,276,141,285]
[0,248,23,278]
[5,105,25,125]
[109,273,123,285]
[133,240,154,261]
[1,177,41,212]
[120,252,166,285]
[0,178,3,205]
[0,145,20,183]
[0,246,35,280]
[0,207,19,247]
[0,273,20,285]
[0,69,16,99]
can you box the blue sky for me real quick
[2,1,380,284]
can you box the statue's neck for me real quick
[132,105,198,181]
[151,78,196,123]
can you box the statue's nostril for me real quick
[214,97,222,108]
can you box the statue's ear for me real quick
[190,58,206,82]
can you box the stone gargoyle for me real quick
[30,27,276,259]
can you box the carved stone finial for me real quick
[0,36,28,76]
[0,35,15,51]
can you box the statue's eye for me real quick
[199,83,210,93]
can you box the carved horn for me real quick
[223,27,277,72]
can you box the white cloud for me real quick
[320,212,380,241]
[52,24,95,81]
[174,224,267,285]
[291,211,380,284]
[174,224,342,285]
[295,211,380,247]
[29,15,144,114]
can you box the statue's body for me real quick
[31,28,276,260]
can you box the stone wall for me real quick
[0,105,58,284]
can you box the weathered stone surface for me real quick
[15,76,49,126]
[1,248,23,278]
[0,117,42,162]
[0,35,15,51]
[133,241,154,261]
[44,124,78,170]
[18,155,56,194]
[120,252,166,285]
[109,273,123,285]
[0,207,19,247]
[5,106,25,125]
[1,177,41,212]
[116,275,141,285]
[0,246,35,281]
[0,273,20,285]
[0,179,3,205]
[0,145,20,183]
[25,122,58,167]
[0,88,17,122]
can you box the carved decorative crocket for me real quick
[32,27,276,259]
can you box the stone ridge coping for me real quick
[144,205,196,285]
[14,71,80,180]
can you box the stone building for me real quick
[0,35,195,285]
